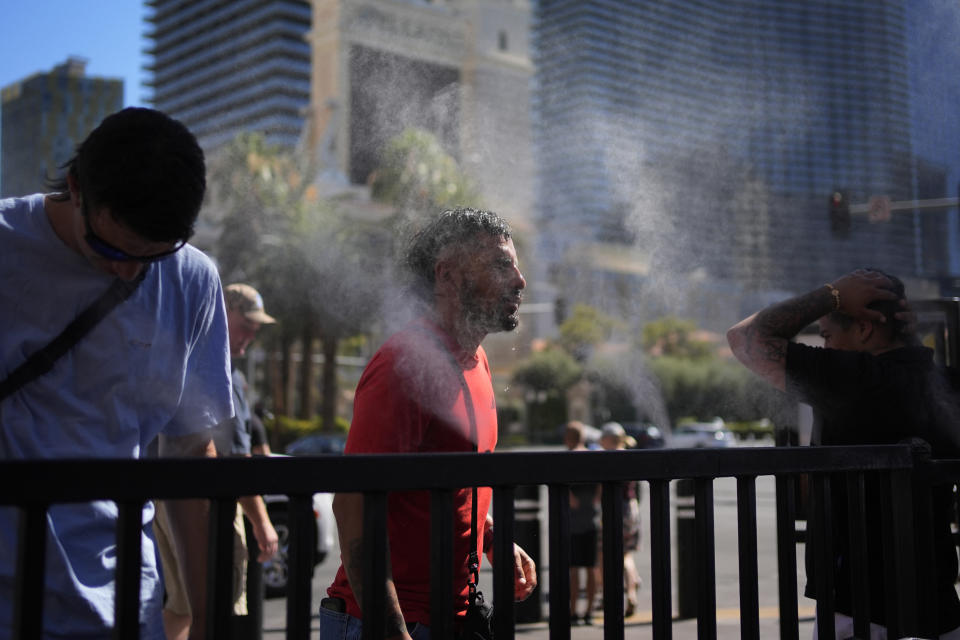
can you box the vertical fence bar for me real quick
[493,485,516,640]
[912,459,939,637]
[361,491,388,640]
[13,503,47,640]
[206,498,237,640]
[113,500,144,640]
[430,489,455,639]
[286,494,316,640]
[811,474,835,640]
[737,476,760,640]
[602,481,625,640]
[694,478,716,638]
[887,469,919,637]
[548,484,572,640]
[845,472,870,640]
[649,480,672,640]
[774,475,799,640]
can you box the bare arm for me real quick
[158,431,217,640]
[332,492,412,640]
[482,513,538,602]
[727,269,898,390]
[237,491,278,562]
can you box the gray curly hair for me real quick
[404,207,512,302]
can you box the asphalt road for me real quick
[261,469,817,638]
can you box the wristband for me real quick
[824,283,840,311]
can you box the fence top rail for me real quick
[0,444,921,505]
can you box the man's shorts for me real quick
[154,500,191,616]
[569,530,598,568]
[154,501,248,616]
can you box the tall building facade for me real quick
[1,58,122,197]
[146,0,313,152]
[534,0,937,313]
[303,0,534,227]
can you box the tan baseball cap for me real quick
[224,283,276,324]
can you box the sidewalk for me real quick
[514,605,816,639]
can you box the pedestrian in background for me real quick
[564,421,601,625]
[599,422,642,617]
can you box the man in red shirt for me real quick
[322,208,537,640]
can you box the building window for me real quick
[498,30,508,52]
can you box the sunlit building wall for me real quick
[1,57,122,197]
[303,0,534,228]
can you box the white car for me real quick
[668,421,738,449]
[262,468,337,598]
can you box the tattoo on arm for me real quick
[759,337,786,364]
[345,535,407,635]
[730,286,832,391]
[386,611,407,636]
[345,538,364,606]
[752,288,833,342]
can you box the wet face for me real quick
[818,315,860,351]
[227,308,262,357]
[455,235,526,334]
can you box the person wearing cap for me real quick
[223,284,280,623]
[599,422,643,618]
[157,284,280,639]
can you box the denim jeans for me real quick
[317,606,431,640]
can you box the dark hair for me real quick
[828,268,913,343]
[49,107,205,243]
[404,207,512,301]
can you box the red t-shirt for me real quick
[327,318,498,627]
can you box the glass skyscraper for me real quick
[534,0,939,296]
[146,0,312,152]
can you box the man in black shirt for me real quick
[727,268,960,638]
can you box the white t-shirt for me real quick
[0,194,234,638]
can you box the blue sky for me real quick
[0,1,148,106]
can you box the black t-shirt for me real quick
[786,342,960,631]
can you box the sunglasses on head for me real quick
[81,199,185,263]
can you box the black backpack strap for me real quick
[0,269,148,401]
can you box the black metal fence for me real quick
[0,441,954,640]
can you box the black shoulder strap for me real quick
[0,269,148,401]
[411,325,483,601]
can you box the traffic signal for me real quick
[829,190,850,235]
[554,296,568,326]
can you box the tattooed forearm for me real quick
[344,535,409,637]
[345,538,364,606]
[759,337,786,363]
[728,285,833,391]
[752,287,834,341]
[754,287,835,340]
[386,611,407,636]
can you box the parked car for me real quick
[667,420,737,449]
[285,433,346,456]
[262,434,344,598]
[262,490,334,598]
[621,422,666,449]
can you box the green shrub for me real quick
[648,356,789,425]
